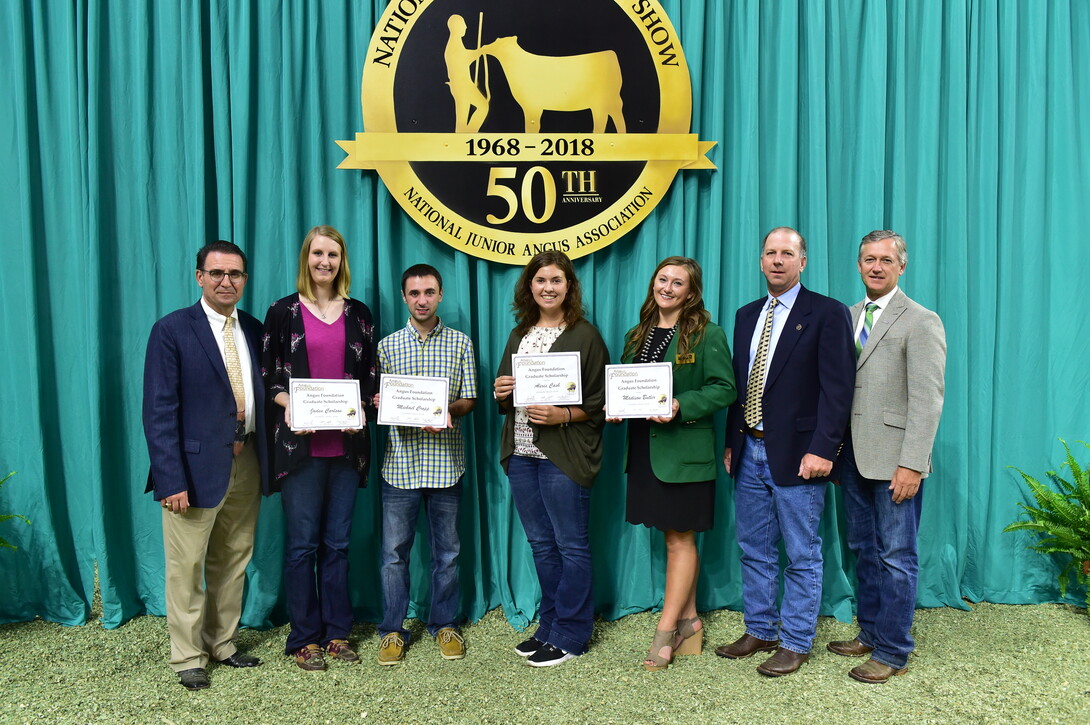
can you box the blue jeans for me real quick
[734,435,827,654]
[839,438,923,669]
[379,480,463,640]
[507,455,593,655]
[281,457,358,654]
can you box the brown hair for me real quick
[401,263,443,292]
[623,256,710,360]
[512,251,584,336]
[296,225,351,301]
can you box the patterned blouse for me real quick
[513,325,566,458]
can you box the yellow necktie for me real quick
[223,316,246,422]
[744,298,778,428]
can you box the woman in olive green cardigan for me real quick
[493,251,609,667]
[612,257,736,671]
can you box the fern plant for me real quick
[1,471,31,550]
[1004,440,1090,609]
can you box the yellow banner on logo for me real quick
[337,133,716,169]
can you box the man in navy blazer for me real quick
[143,240,269,691]
[715,227,855,676]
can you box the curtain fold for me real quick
[1,0,1087,629]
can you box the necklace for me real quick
[637,325,677,363]
[315,297,337,320]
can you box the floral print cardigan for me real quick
[261,293,376,489]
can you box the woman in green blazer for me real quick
[614,257,736,671]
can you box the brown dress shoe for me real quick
[827,638,874,657]
[756,647,809,676]
[715,633,779,659]
[849,658,907,683]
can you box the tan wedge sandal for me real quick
[643,628,683,671]
[675,616,704,656]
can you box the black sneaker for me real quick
[514,637,545,658]
[527,644,576,668]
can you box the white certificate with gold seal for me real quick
[377,374,450,428]
[604,363,673,419]
[511,352,582,407]
[289,378,363,431]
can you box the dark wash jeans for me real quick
[839,437,923,669]
[507,455,593,655]
[379,479,463,640]
[281,457,358,654]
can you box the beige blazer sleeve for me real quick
[849,290,946,480]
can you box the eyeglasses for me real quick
[201,269,248,283]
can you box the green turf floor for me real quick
[1,602,1088,724]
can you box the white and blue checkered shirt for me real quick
[377,319,478,489]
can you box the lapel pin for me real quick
[796,324,802,331]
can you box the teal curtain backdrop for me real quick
[1,0,1087,629]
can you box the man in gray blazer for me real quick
[828,230,946,683]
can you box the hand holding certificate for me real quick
[605,363,674,419]
[289,379,364,431]
[511,352,583,407]
[377,374,450,428]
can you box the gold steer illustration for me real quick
[478,36,625,133]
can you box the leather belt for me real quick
[745,426,765,439]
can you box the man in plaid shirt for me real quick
[375,264,478,665]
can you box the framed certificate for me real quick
[289,378,363,431]
[604,363,674,419]
[511,352,583,407]
[376,374,450,428]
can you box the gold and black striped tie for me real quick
[744,298,778,428]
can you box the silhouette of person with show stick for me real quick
[445,15,489,133]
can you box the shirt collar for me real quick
[200,297,238,327]
[404,316,445,340]
[766,282,802,311]
[861,286,899,309]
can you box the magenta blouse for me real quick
[301,303,346,457]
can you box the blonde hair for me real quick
[296,225,351,300]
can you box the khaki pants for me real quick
[162,441,260,671]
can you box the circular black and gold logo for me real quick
[338,0,714,265]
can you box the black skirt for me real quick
[624,325,715,531]
[624,418,715,532]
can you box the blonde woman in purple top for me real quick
[261,225,376,671]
